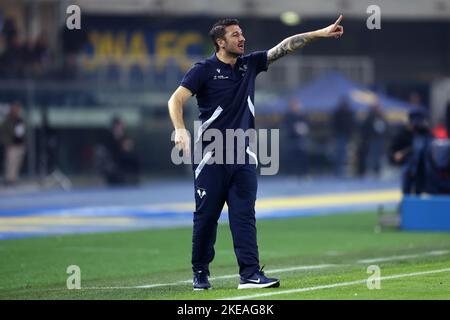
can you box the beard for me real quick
[225,49,243,58]
[223,42,244,57]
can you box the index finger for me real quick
[334,14,343,26]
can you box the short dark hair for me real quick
[209,18,240,52]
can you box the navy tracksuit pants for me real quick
[192,161,260,278]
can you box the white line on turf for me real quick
[83,264,337,290]
[223,267,450,300]
[356,250,450,264]
[63,246,160,254]
[82,249,450,290]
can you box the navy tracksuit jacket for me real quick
[180,51,268,278]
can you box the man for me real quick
[360,100,388,177]
[168,16,344,290]
[392,107,432,195]
[101,116,140,186]
[283,99,310,176]
[1,101,27,185]
[332,98,354,177]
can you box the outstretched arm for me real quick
[267,15,344,65]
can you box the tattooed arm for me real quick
[267,15,344,65]
[267,32,316,64]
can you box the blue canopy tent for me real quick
[258,72,420,121]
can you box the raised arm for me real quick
[168,85,193,156]
[267,15,344,65]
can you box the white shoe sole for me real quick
[193,287,212,291]
[237,280,280,289]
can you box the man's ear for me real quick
[217,38,225,49]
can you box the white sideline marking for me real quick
[64,246,160,254]
[357,250,450,264]
[82,249,450,290]
[224,268,450,300]
[83,264,336,290]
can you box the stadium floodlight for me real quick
[280,11,301,26]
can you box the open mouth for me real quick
[238,43,244,50]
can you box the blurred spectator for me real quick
[96,116,140,186]
[390,107,431,194]
[388,96,423,169]
[389,121,413,170]
[426,138,450,194]
[0,35,25,78]
[397,104,450,195]
[446,101,450,135]
[283,99,310,177]
[60,26,88,80]
[0,17,49,79]
[25,34,49,78]
[332,98,355,177]
[1,17,18,45]
[40,105,58,175]
[357,99,388,177]
[0,101,27,185]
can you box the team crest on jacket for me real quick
[239,64,247,76]
[197,188,207,199]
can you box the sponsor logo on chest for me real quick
[213,68,229,80]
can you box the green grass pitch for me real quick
[0,211,449,299]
